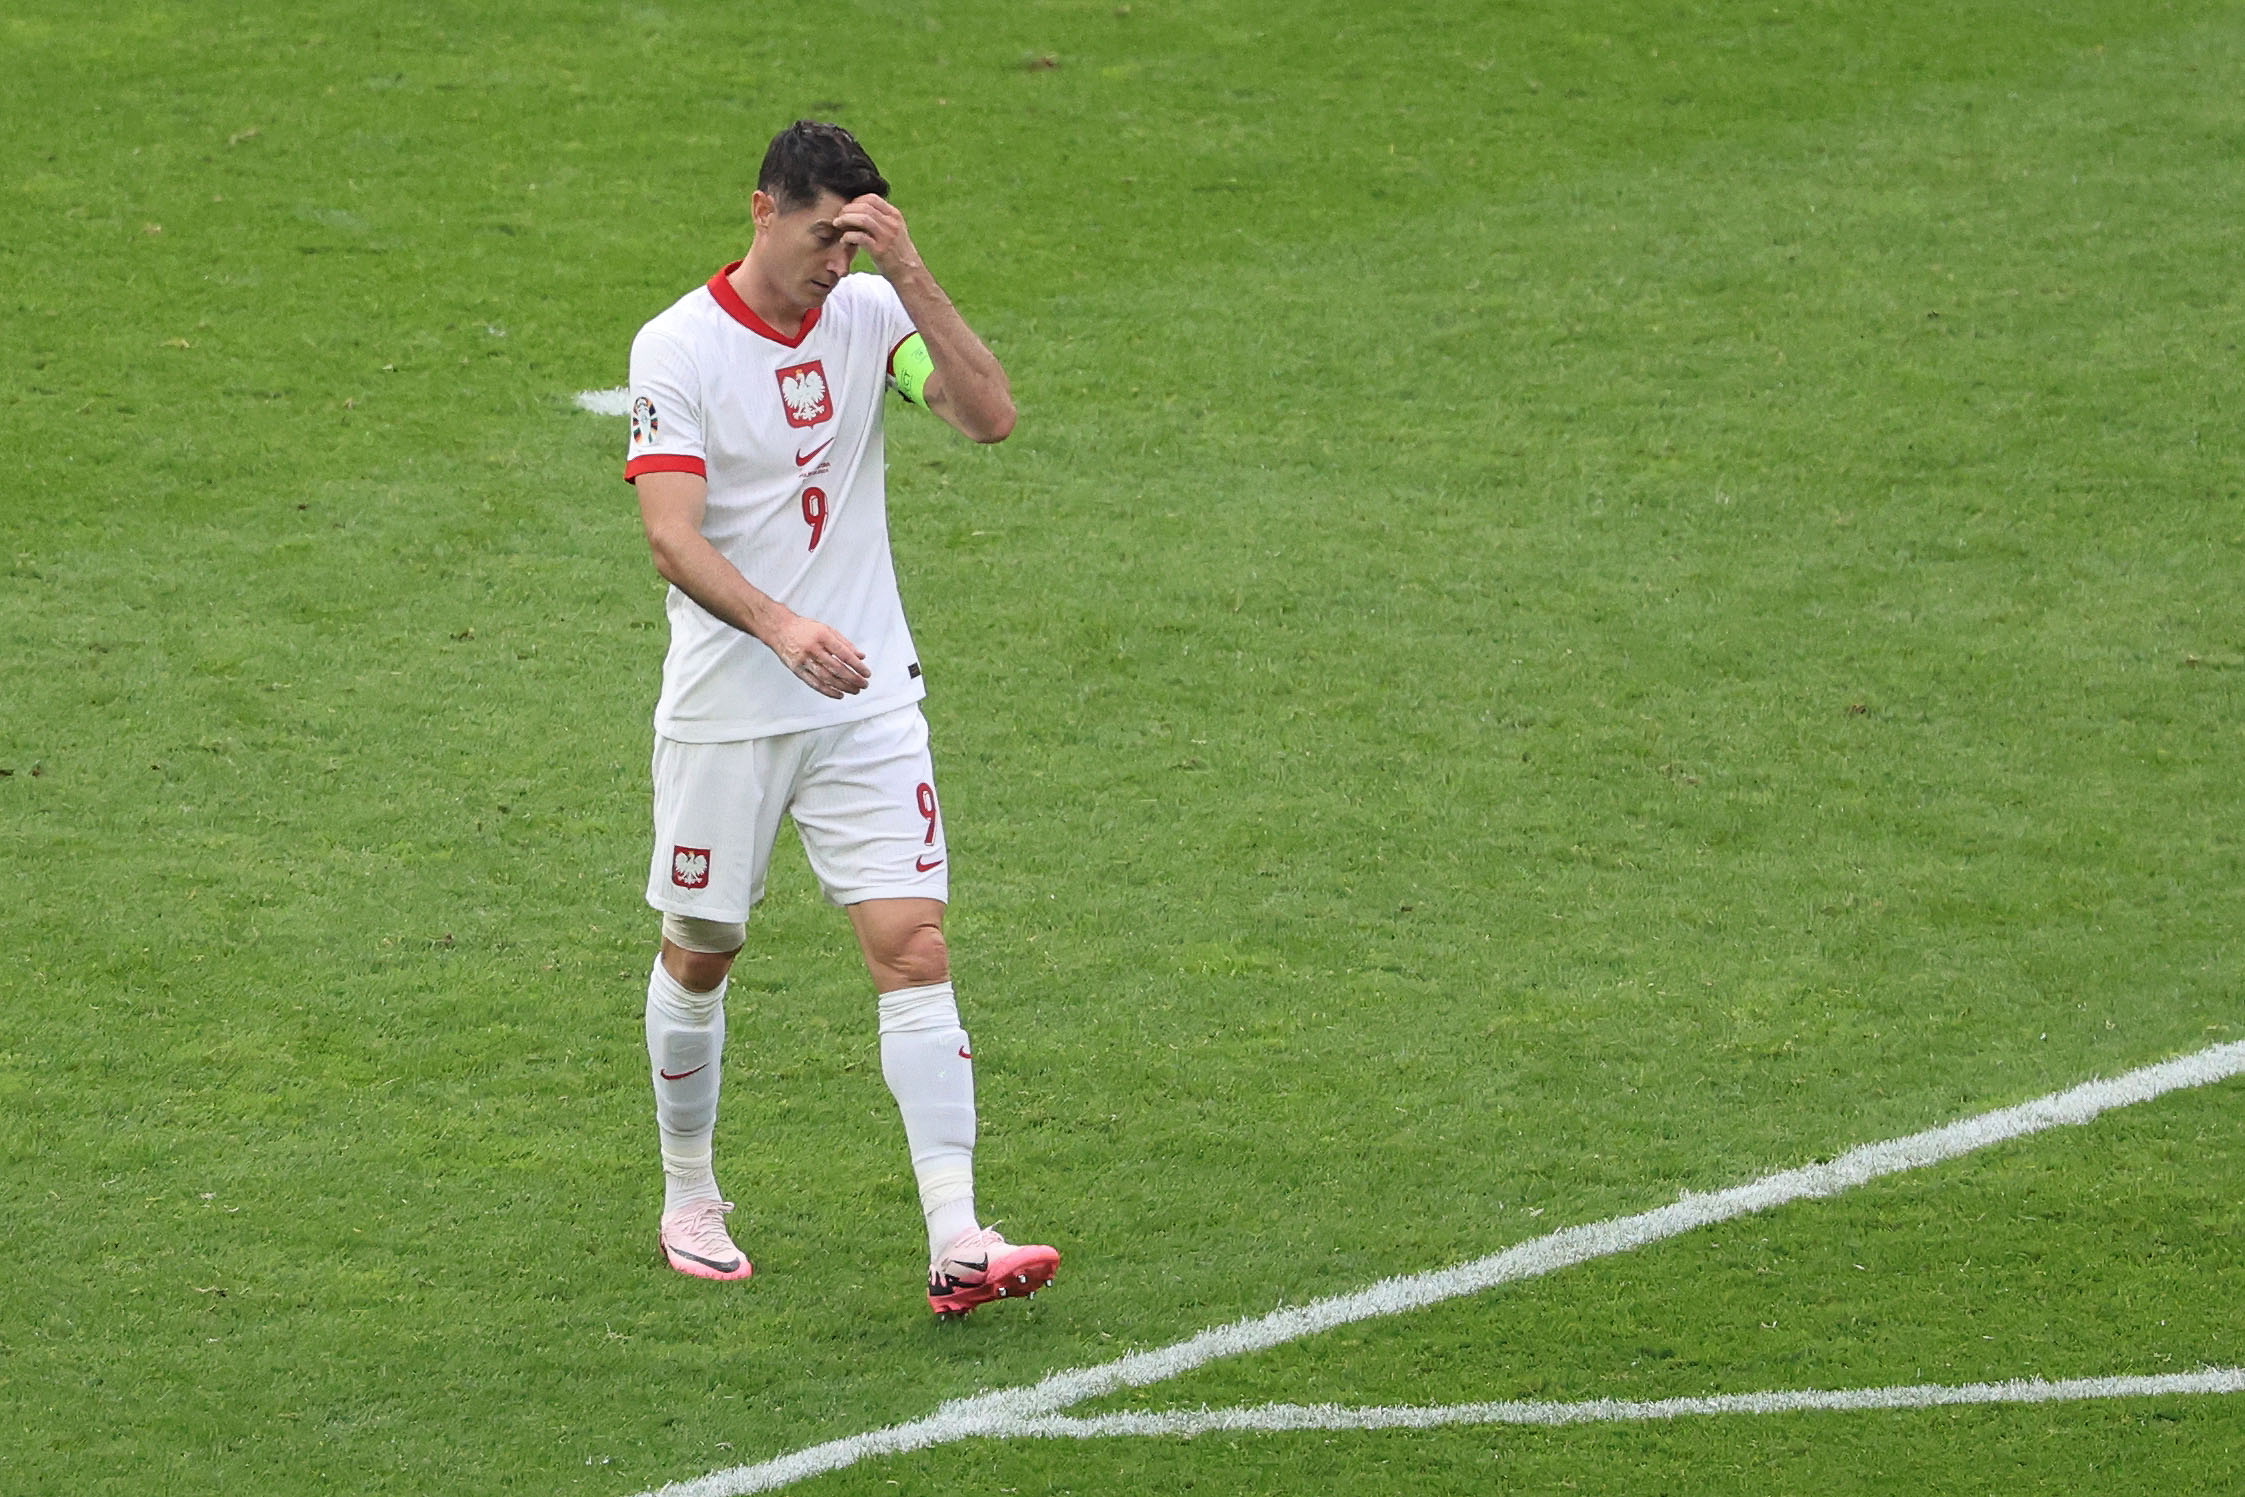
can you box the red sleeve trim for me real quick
[887,331,918,377]
[624,453,708,483]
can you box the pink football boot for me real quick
[927,1225,1059,1317]
[659,1200,754,1281]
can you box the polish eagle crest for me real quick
[774,360,833,428]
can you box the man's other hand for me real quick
[768,612,872,698]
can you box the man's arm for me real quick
[635,469,870,699]
[833,195,1015,444]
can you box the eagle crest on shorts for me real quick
[774,360,833,428]
[671,846,711,889]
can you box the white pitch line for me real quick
[1006,1368,2245,1439]
[577,388,632,416]
[639,1040,2245,1497]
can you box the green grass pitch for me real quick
[3,0,2241,1493]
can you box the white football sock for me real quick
[877,981,979,1258]
[646,954,727,1215]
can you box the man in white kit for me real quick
[623,120,1056,1315]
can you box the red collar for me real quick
[707,261,822,347]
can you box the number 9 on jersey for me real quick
[801,486,829,550]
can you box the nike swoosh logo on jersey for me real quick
[795,437,835,467]
[659,1065,708,1081]
[915,855,945,872]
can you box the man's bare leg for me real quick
[847,898,977,1253]
[849,898,1059,1313]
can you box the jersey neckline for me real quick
[707,261,824,348]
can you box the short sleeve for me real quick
[623,324,706,483]
[859,275,921,390]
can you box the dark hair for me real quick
[758,120,889,210]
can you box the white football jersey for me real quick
[626,266,925,741]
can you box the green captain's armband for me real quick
[889,333,934,408]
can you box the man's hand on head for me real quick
[834,195,922,277]
[834,189,1015,443]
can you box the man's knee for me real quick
[884,920,950,989]
[664,947,733,992]
[660,913,746,992]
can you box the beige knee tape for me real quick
[662,912,746,954]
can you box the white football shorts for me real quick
[646,703,949,922]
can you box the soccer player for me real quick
[621,120,1057,1316]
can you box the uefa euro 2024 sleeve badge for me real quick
[631,396,659,445]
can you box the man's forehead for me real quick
[773,189,853,225]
